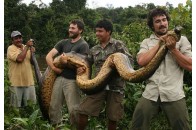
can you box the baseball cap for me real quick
[11,31,22,38]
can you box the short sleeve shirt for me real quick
[137,34,192,102]
[54,38,89,79]
[89,38,133,90]
[7,44,34,86]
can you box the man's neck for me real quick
[154,31,168,38]
[100,37,110,48]
[13,43,23,48]
[155,33,161,38]
[71,36,81,43]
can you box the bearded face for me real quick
[68,24,81,39]
[152,15,169,37]
[69,31,79,39]
[155,25,168,35]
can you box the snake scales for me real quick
[32,27,182,121]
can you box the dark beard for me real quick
[156,31,167,36]
[156,26,167,35]
[69,33,79,39]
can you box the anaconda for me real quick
[32,27,182,121]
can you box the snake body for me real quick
[32,27,182,121]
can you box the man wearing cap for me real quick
[7,31,37,108]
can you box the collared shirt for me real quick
[89,38,133,92]
[7,44,34,86]
[137,34,192,102]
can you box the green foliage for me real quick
[4,59,10,90]
[4,0,192,129]
[11,109,39,129]
[169,0,192,43]
[118,82,144,129]
[4,60,70,130]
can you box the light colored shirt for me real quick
[137,34,192,102]
[7,44,34,86]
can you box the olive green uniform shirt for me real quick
[7,44,34,86]
[89,38,133,91]
[137,34,192,102]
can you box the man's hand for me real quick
[159,35,176,51]
[26,39,34,47]
[60,53,68,64]
[165,36,176,51]
[52,66,63,74]
[108,58,115,68]
[77,66,86,75]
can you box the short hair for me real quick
[95,19,113,35]
[70,19,85,32]
[147,8,170,31]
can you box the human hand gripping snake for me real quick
[31,26,182,121]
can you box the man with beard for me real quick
[131,8,192,130]
[46,19,89,128]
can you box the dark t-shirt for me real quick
[54,38,89,79]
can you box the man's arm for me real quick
[170,49,192,71]
[137,44,160,67]
[162,35,192,71]
[46,48,63,74]
[16,40,33,62]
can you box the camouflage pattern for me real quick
[88,38,133,91]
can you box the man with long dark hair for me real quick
[131,8,192,130]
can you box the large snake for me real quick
[31,27,182,121]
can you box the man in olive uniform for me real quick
[75,19,133,130]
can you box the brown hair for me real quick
[147,8,170,31]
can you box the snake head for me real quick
[174,25,183,42]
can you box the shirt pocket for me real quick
[105,45,116,57]
[105,49,115,56]
[92,50,102,63]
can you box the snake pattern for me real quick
[32,27,182,121]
